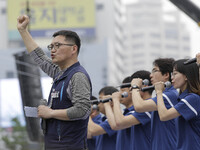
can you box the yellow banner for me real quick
[8,0,95,39]
[8,0,95,29]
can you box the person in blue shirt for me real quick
[87,96,102,150]
[155,59,200,150]
[131,58,179,150]
[103,70,152,150]
[87,86,118,150]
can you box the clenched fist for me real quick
[17,15,29,32]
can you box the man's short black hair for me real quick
[53,30,81,55]
[122,76,132,84]
[131,70,153,94]
[153,58,175,82]
[98,86,118,96]
[91,95,97,101]
[120,76,132,89]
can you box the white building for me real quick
[0,0,191,87]
[108,0,190,86]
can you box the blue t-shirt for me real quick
[95,117,117,150]
[116,106,151,150]
[87,114,102,150]
[151,86,179,150]
[174,90,200,150]
[116,106,134,150]
[132,110,151,150]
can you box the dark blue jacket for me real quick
[45,62,92,150]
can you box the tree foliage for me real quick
[1,117,29,150]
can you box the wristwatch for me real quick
[131,85,139,90]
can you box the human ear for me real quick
[184,75,187,81]
[72,45,78,54]
[163,72,170,81]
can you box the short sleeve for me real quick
[174,94,200,121]
[152,88,178,109]
[132,111,151,125]
[99,120,117,136]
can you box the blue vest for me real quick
[45,62,92,150]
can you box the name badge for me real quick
[51,89,60,99]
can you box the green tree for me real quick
[1,117,29,150]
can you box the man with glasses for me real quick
[131,58,179,150]
[17,15,92,150]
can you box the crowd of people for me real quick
[17,15,200,150]
[87,56,200,150]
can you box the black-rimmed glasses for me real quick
[47,43,74,51]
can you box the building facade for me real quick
[108,0,190,86]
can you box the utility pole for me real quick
[26,0,30,32]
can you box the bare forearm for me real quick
[156,91,181,121]
[132,90,146,112]
[38,105,69,120]
[113,100,125,128]
[104,103,117,130]
[51,109,70,121]
[88,117,106,136]
[51,107,89,121]
[132,90,157,112]
[87,130,92,139]
[40,106,89,121]
[113,100,140,129]
[156,92,168,121]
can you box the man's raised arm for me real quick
[17,15,38,52]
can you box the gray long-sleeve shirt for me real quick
[30,47,91,120]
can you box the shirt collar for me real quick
[123,105,134,115]
[178,89,189,99]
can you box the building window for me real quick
[96,4,104,10]
[150,33,160,38]
[183,47,190,51]
[150,43,161,48]
[133,53,143,57]
[1,8,6,14]
[132,43,144,49]
[165,29,178,39]
[150,53,161,58]
[182,36,190,41]
[165,45,178,49]
[132,33,144,38]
